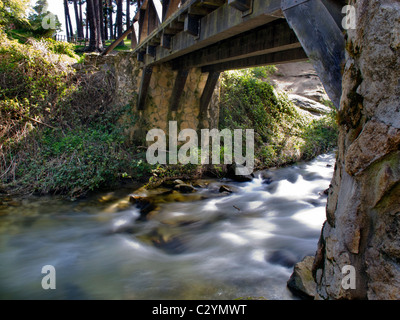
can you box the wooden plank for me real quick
[137,51,145,62]
[184,14,201,37]
[171,19,301,69]
[228,0,251,12]
[148,0,159,35]
[188,5,211,16]
[201,47,308,72]
[178,13,188,23]
[140,0,282,65]
[146,45,156,56]
[200,71,220,115]
[161,32,172,49]
[169,20,185,31]
[282,0,345,108]
[102,25,134,56]
[200,0,225,7]
[131,27,138,49]
[162,0,171,21]
[164,0,181,21]
[170,69,189,111]
[138,66,153,110]
[138,8,147,43]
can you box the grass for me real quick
[74,39,133,55]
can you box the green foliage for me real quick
[219,67,338,169]
[220,69,301,163]
[14,121,151,197]
[0,31,68,119]
[27,0,62,38]
[0,0,30,27]
[250,65,277,79]
[299,109,338,161]
[43,38,77,58]
[0,30,149,197]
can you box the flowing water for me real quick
[0,153,335,300]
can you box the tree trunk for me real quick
[64,0,70,40]
[94,0,104,49]
[98,0,105,42]
[104,0,109,40]
[126,0,132,40]
[79,1,84,39]
[116,0,124,46]
[108,0,114,40]
[64,0,74,41]
[73,0,83,38]
[126,0,131,32]
[87,0,103,52]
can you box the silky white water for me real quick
[0,153,335,299]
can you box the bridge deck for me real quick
[132,0,307,70]
[130,0,345,111]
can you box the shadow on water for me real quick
[0,153,336,300]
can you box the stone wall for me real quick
[81,52,220,144]
[313,0,400,300]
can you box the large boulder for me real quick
[287,256,317,300]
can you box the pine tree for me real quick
[86,0,103,51]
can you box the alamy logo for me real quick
[342,5,356,30]
[146,121,255,175]
[341,265,356,290]
[41,6,57,30]
[41,265,56,290]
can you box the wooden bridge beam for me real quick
[170,69,190,111]
[201,47,308,72]
[184,14,201,37]
[171,19,301,70]
[200,71,220,115]
[282,0,345,109]
[138,66,153,110]
[135,0,282,65]
[102,25,134,56]
[228,0,251,12]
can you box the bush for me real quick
[0,29,150,197]
[219,67,338,168]
[300,110,338,160]
[43,38,77,59]
[13,123,150,197]
[0,29,71,147]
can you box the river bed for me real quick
[0,153,336,300]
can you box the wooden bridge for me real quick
[105,0,346,119]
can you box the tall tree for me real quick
[98,0,105,41]
[104,0,109,40]
[116,0,124,45]
[0,0,30,27]
[126,0,130,31]
[29,0,61,37]
[86,0,103,51]
[63,0,73,40]
[72,0,84,38]
[107,0,114,40]
[79,0,84,34]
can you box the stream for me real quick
[0,153,335,300]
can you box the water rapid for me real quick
[0,153,336,300]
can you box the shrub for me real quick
[43,38,77,59]
[219,67,338,168]
[0,30,149,197]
